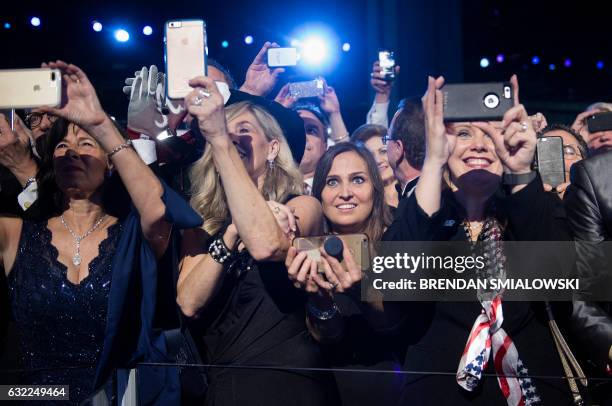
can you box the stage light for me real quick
[496,54,504,63]
[564,58,572,68]
[221,40,229,48]
[549,64,556,71]
[3,22,10,29]
[531,56,540,65]
[480,57,490,68]
[342,42,351,52]
[30,17,41,27]
[290,39,300,47]
[92,21,102,32]
[114,29,130,43]
[301,36,328,65]
[244,35,253,45]
[596,61,605,70]
[143,26,153,36]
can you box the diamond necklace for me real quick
[60,213,107,266]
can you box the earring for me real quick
[267,158,276,170]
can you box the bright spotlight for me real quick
[143,26,153,36]
[564,58,572,68]
[244,35,254,45]
[531,56,540,65]
[548,63,556,71]
[596,61,605,70]
[496,54,505,63]
[480,57,490,68]
[92,21,102,32]
[3,22,10,29]
[342,42,351,52]
[30,17,41,27]
[301,36,328,65]
[114,29,130,42]
[221,40,229,48]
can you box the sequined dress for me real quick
[7,220,122,404]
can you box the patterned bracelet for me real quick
[208,236,233,264]
[107,140,133,159]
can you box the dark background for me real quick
[2,0,611,129]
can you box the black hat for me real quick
[191,89,306,164]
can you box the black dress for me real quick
[189,243,337,406]
[7,220,122,405]
[383,178,574,405]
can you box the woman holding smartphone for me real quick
[286,142,403,406]
[177,78,339,405]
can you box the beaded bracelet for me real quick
[307,301,340,321]
[107,140,133,159]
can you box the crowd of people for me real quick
[0,38,611,406]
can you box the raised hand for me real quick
[422,76,455,166]
[318,81,341,115]
[0,114,37,186]
[39,61,107,131]
[184,76,227,143]
[266,201,297,237]
[274,84,297,109]
[370,61,400,103]
[240,42,285,97]
[472,104,537,174]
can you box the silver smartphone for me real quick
[288,79,325,99]
[164,19,207,99]
[0,69,61,109]
[536,136,565,188]
[267,47,298,67]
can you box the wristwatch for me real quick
[503,171,537,186]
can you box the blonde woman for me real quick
[177,80,336,405]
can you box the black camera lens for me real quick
[51,72,56,81]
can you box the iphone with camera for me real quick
[293,234,369,273]
[536,136,565,188]
[267,47,298,67]
[586,111,612,133]
[442,82,513,122]
[164,19,207,100]
[288,79,325,99]
[378,50,396,81]
[0,68,61,109]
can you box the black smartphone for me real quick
[442,82,513,122]
[536,136,565,188]
[586,111,612,133]
[378,50,396,81]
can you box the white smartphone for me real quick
[267,47,298,67]
[0,68,61,109]
[164,19,207,100]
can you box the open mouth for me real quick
[463,157,493,169]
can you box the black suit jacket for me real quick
[564,151,612,369]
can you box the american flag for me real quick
[457,296,541,406]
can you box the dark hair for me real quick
[312,143,392,242]
[350,123,387,144]
[293,101,330,129]
[538,123,589,159]
[35,118,131,219]
[390,97,426,170]
[208,58,237,89]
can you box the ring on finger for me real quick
[293,281,302,289]
[273,206,281,214]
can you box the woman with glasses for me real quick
[537,124,588,199]
[25,110,58,139]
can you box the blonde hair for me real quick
[586,102,612,112]
[189,101,303,235]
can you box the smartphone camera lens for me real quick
[51,72,56,81]
[483,93,500,109]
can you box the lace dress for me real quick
[7,220,122,405]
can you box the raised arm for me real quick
[39,61,170,257]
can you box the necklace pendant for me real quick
[72,254,82,266]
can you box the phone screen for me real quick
[379,51,396,80]
[267,48,298,67]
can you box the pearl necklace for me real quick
[60,214,107,266]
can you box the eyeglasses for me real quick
[382,133,395,145]
[25,112,58,129]
[563,144,583,158]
